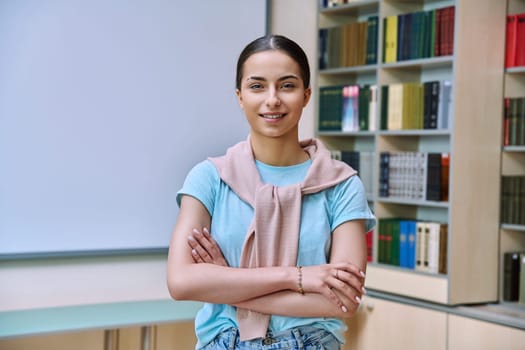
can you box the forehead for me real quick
[242,50,302,77]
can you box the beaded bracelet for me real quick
[297,266,305,295]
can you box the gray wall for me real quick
[0,0,267,256]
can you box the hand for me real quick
[187,227,229,267]
[301,263,366,314]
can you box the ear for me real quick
[303,87,312,107]
[235,89,244,109]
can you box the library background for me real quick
[2,0,525,349]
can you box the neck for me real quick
[249,134,309,166]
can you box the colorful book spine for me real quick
[383,15,398,63]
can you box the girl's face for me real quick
[236,50,311,140]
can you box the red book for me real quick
[440,153,450,202]
[366,230,373,262]
[516,14,525,67]
[506,15,518,68]
[440,6,455,56]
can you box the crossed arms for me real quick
[166,195,367,318]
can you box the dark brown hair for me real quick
[235,35,310,90]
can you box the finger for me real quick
[336,263,366,280]
[195,228,224,261]
[190,248,202,263]
[188,235,214,263]
[192,229,218,256]
[323,286,358,314]
[335,269,365,296]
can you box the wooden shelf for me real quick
[316,0,506,305]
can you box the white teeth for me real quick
[263,114,283,119]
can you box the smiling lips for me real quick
[260,113,285,120]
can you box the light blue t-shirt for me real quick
[177,158,375,349]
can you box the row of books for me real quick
[379,151,449,202]
[503,97,525,146]
[380,80,452,131]
[383,6,455,63]
[330,150,374,198]
[503,251,525,303]
[321,0,351,7]
[501,176,525,225]
[318,85,377,132]
[505,13,525,68]
[318,16,378,69]
[377,218,447,274]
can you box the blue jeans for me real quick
[201,326,341,350]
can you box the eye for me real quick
[281,82,296,89]
[248,83,264,90]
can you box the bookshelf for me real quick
[500,0,525,307]
[316,0,506,305]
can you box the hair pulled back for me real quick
[235,35,310,90]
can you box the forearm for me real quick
[169,263,297,304]
[234,290,357,319]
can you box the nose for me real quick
[266,89,281,107]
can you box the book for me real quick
[399,220,408,268]
[318,86,343,131]
[438,223,448,274]
[520,253,525,304]
[439,6,455,56]
[387,83,403,130]
[426,153,442,201]
[506,15,518,68]
[516,14,525,67]
[427,222,441,273]
[366,16,379,64]
[437,80,452,130]
[503,252,521,301]
[358,85,370,130]
[368,85,378,131]
[366,229,373,262]
[503,98,510,146]
[383,15,398,63]
[423,81,440,129]
[379,152,390,197]
[415,221,427,271]
[407,220,417,269]
[380,85,389,130]
[440,153,450,202]
[342,85,359,132]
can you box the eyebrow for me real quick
[246,75,300,82]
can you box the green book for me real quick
[390,219,400,266]
[366,16,378,64]
[318,86,343,131]
[429,9,436,58]
[359,85,370,130]
[380,85,389,130]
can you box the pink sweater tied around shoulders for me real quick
[208,136,356,340]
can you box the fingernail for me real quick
[191,249,197,256]
[341,305,348,313]
[360,271,366,278]
[192,228,200,234]
[203,227,209,234]
[188,236,195,242]
[361,287,367,294]
[355,296,362,303]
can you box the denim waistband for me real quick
[201,325,340,349]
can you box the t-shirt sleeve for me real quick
[176,160,219,216]
[331,175,376,233]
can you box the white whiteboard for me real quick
[0,0,267,256]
